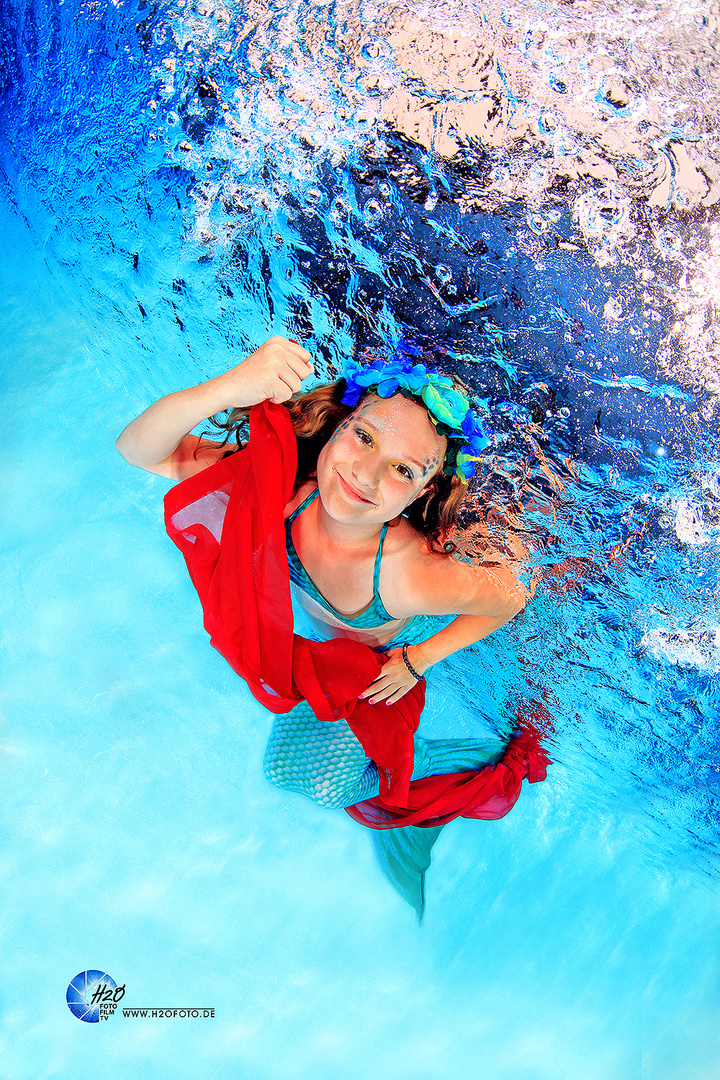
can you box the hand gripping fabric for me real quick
[164,400,549,827]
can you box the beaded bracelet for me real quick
[402,644,423,681]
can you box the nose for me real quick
[351,451,380,492]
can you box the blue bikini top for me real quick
[285,488,397,628]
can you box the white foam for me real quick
[603,297,622,321]
[674,497,714,545]
[641,626,720,674]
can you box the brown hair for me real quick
[207,380,468,554]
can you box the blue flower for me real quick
[376,377,400,397]
[461,411,476,437]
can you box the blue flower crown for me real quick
[340,354,491,482]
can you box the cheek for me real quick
[383,476,419,507]
[324,426,354,461]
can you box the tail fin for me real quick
[371,825,445,924]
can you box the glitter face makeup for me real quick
[316,394,447,525]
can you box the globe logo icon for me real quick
[66,970,121,1022]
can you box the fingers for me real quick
[358,671,415,705]
[267,335,314,378]
[384,687,412,705]
[263,336,314,402]
[284,339,314,378]
[367,682,413,705]
[281,335,313,363]
[269,371,304,402]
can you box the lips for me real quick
[333,467,376,505]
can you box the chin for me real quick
[318,469,377,520]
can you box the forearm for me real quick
[361,608,525,706]
[116,376,234,471]
[409,611,517,675]
[116,336,313,476]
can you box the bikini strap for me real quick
[372,522,389,596]
[290,489,388,609]
[286,486,319,524]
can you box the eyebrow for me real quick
[359,418,432,473]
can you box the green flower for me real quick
[421,382,469,429]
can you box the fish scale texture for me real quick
[263,701,508,809]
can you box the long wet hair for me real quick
[207,379,467,554]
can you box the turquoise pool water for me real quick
[2,1,719,1076]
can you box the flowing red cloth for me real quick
[346,725,548,829]
[164,401,549,827]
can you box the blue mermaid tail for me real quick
[371,825,445,924]
[264,703,507,915]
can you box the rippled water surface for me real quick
[2,1,720,1077]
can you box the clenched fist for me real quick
[216,336,314,409]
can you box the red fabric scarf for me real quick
[164,401,549,827]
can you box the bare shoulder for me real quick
[380,515,526,619]
[283,480,317,519]
[378,518,456,617]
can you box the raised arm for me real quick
[116,336,313,479]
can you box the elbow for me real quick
[116,431,129,460]
[116,430,132,464]
[512,576,535,617]
[116,429,158,472]
[506,559,537,618]
[495,577,531,624]
[506,591,526,621]
[116,430,141,468]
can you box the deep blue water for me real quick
[1,1,719,1076]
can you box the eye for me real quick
[354,426,373,445]
[395,463,415,481]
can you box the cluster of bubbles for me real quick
[141,0,720,418]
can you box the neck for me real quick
[313,492,384,549]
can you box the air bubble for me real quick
[527,214,548,234]
[574,190,634,247]
[554,127,580,158]
[489,165,511,189]
[657,230,683,258]
[361,41,382,60]
[595,72,639,117]
[604,298,622,321]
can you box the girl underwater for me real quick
[117,336,549,917]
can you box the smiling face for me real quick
[316,393,447,525]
